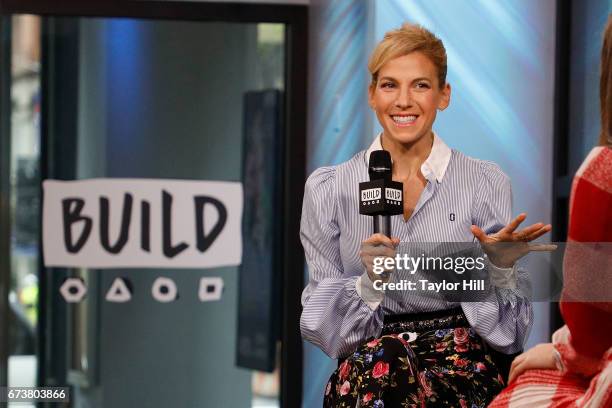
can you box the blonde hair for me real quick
[600,14,612,146]
[368,23,447,89]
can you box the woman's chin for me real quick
[384,128,429,146]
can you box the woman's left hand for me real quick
[471,213,557,268]
[508,343,557,384]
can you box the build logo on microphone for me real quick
[359,179,404,216]
[361,187,382,204]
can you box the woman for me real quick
[489,15,612,408]
[300,23,554,407]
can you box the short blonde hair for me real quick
[600,14,612,146]
[368,23,447,89]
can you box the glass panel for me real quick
[8,15,41,408]
[8,15,285,408]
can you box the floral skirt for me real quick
[323,308,505,407]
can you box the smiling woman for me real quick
[367,26,450,148]
[367,26,451,222]
[368,53,449,142]
[300,22,555,407]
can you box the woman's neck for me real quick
[381,131,434,180]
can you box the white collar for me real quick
[364,132,452,183]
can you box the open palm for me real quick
[471,213,557,268]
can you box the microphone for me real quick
[359,150,403,237]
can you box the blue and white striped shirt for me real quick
[300,133,532,359]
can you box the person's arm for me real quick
[300,167,385,359]
[463,161,534,354]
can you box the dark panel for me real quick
[550,0,571,334]
[38,17,80,389]
[281,16,306,408]
[0,0,306,24]
[237,90,283,372]
[0,15,12,388]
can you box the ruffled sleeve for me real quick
[300,166,384,359]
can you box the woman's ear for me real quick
[438,83,451,111]
[368,84,376,109]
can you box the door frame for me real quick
[0,14,12,391]
[0,2,307,406]
[550,0,570,333]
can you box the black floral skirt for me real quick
[323,308,505,407]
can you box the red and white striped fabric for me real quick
[488,331,612,408]
[489,146,612,408]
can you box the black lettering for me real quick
[62,198,92,253]
[194,196,227,252]
[163,190,188,258]
[99,194,133,254]
[141,201,150,252]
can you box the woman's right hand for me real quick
[360,233,401,283]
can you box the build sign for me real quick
[42,178,242,269]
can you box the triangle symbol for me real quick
[106,278,132,303]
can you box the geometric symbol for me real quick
[198,277,223,302]
[59,278,87,302]
[151,277,178,303]
[105,277,132,303]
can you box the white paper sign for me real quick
[43,178,243,269]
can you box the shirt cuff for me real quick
[355,272,385,311]
[485,255,518,289]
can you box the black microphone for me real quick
[359,150,403,237]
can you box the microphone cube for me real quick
[359,179,403,216]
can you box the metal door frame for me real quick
[0,2,307,406]
[0,14,12,391]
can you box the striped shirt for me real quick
[300,133,533,359]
